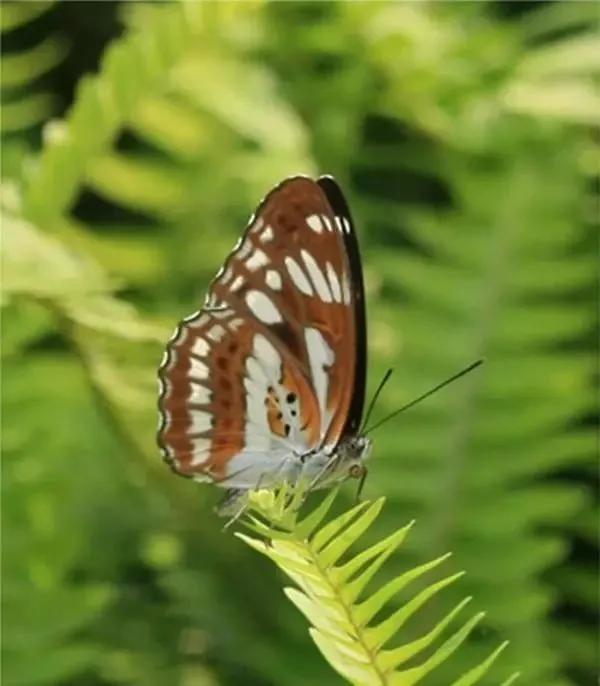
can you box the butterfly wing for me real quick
[157,176,367,488]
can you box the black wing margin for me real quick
[317,175,367,438]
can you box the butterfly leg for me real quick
[220,473,276,530]
[218,469,277,529]
[305,453,339,491]
[216,488,249,519]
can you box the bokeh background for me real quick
[2,2,598,685]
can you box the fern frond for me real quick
[237,487,513,686]
[1,2,65,135]
[21,3,205,225]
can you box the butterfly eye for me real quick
[348,464,364,479]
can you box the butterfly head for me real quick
[329,434,372,483]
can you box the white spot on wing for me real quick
[285,256,313,295]
[259,225,274,243]
[189,410,212,434]
[305,327,334,437]
[326,262,342,303]
[266,269,282,291]
[207,325,226,342]
[229,317,244,332]
[230,275,244,292]
[342,217,351,234]
[341,271,351,305]
[189,357,209,379]
[245,249,269,272]
[192,337,210,357]
[191,437,211,453]
[306,214,323,233]
[334,216,344,233]
[301,250,332,302]
[246,290,282,324]
[322,215,333,232]
[189,382,212,405]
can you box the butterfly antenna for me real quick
[360,368,393,433]
[364,359,484,435]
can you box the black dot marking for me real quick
[228,342,238,354]
[286,392,296,403]
[284,424,290,437]
[291,410,297,417]
[277,412,283,420]
[268,385,274,393]
[217,356,227,371]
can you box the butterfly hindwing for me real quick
[157,176,366,488]
[158,306,320,486]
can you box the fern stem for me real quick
[304,537,389,686]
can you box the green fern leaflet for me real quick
[237,487,519,686]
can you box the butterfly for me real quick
[157,176,372,512]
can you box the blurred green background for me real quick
[2,2,598,685]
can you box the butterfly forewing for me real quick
[158,176,366,488]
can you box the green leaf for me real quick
[318,498,386,567]
[451,642,511,686]
[311,500,372,553]
[392,613,485,685]
[0,2,54,32]
[240,492,510,685]
[364,572,466,650]
[378,597,472,671]
[1,36,68,89]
